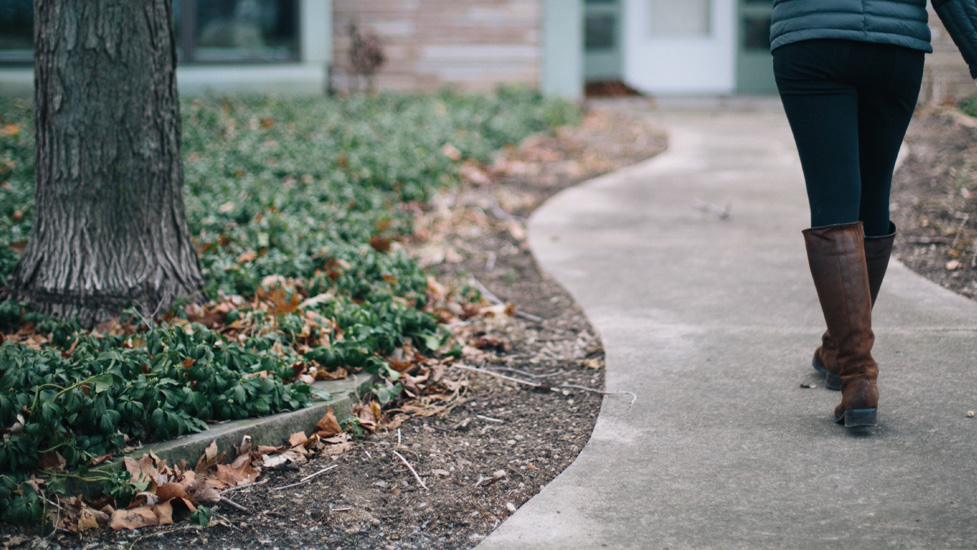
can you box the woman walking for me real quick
[770,1,977,428]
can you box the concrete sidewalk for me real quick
[478,107,977,549]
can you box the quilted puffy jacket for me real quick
[770,0,932,52]
[771,0,977,78]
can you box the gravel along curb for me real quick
[50,374,376,497]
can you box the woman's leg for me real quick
[854,45,926,237]
[775,40,881,427]
[773,40,861,228]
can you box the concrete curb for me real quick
[51,374,375,496]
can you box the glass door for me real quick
[584,0,623,83]
[736,0,776,94]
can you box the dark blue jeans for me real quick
[773,39,925,236]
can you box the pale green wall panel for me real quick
[543,0,584,99]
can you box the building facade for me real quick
[0,0,971,102]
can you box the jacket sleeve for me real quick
[934,0,977,78]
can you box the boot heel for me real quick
[839,408,877,428]
[811,356,843,391]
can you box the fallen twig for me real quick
[220,479,268,495]
[469,277,544,323]
[506,465,531,482]
[559,384,638,414]
[693,199,732,220]
[131,525,202,549]
[393,450,429,491]
[474,470,506,487]
[487,199,527,224]
[272,464,338,492]
[451,363,549,389]
[452,364,636,414]
[218,496,249,513]
[476,414,504,423]
[213,513,244,531]
[493,366,563,379]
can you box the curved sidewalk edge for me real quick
[478,108,977,550]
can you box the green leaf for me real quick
[309,387,332,401]
[420,332,442,352]
[88,373,115,394]
[190,505,213,527]
[233,385,246,405]
[375,383,402,406]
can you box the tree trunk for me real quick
[2,0,204,327]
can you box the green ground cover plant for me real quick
[0,89,580,525]
[960,93,977,118]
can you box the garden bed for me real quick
[891,107,977,300]
[0,92,667,548]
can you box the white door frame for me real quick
[621,0,736,95]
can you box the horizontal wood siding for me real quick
[332,0,542,92]
[923,16,975,104]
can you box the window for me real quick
[585,15,617,51]
[0,0,300,65]
[585,0,620,53]
[0,0,32,64]
[648,0,711,38]
[175,0,300,63]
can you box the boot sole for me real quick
[811,357,842,391]
[834,408,878,428]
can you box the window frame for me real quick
[0,0,303,66]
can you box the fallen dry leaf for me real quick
[194,440,223,473]
[215,461,258,487]
[156,482,189,502]
[261,449,308,468]
[76,508,102,532]
[189,478,222,505]
[316,409,342,437]
[38,451,66,472]
[237,251,258,263]
[154,500,175,526]
[109,507,159,531]
[0,122,20,137]
[125,455,160,487]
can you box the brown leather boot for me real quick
[812,222,895,390]
[803,222,879,428]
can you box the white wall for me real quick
[622,0,736,95]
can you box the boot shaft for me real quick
[803,222,876,368]
[864,221,896,305]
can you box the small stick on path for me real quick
[218,496,249,513]
[393,450,429,491]
[693,199,732,220]
[452,363,548,388]
[470,277,544,323]
[272,464,339,492]
[220,479,267,494]
[451,364,638,414]
[559,383,638,414]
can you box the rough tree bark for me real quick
[2,0,204,327]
